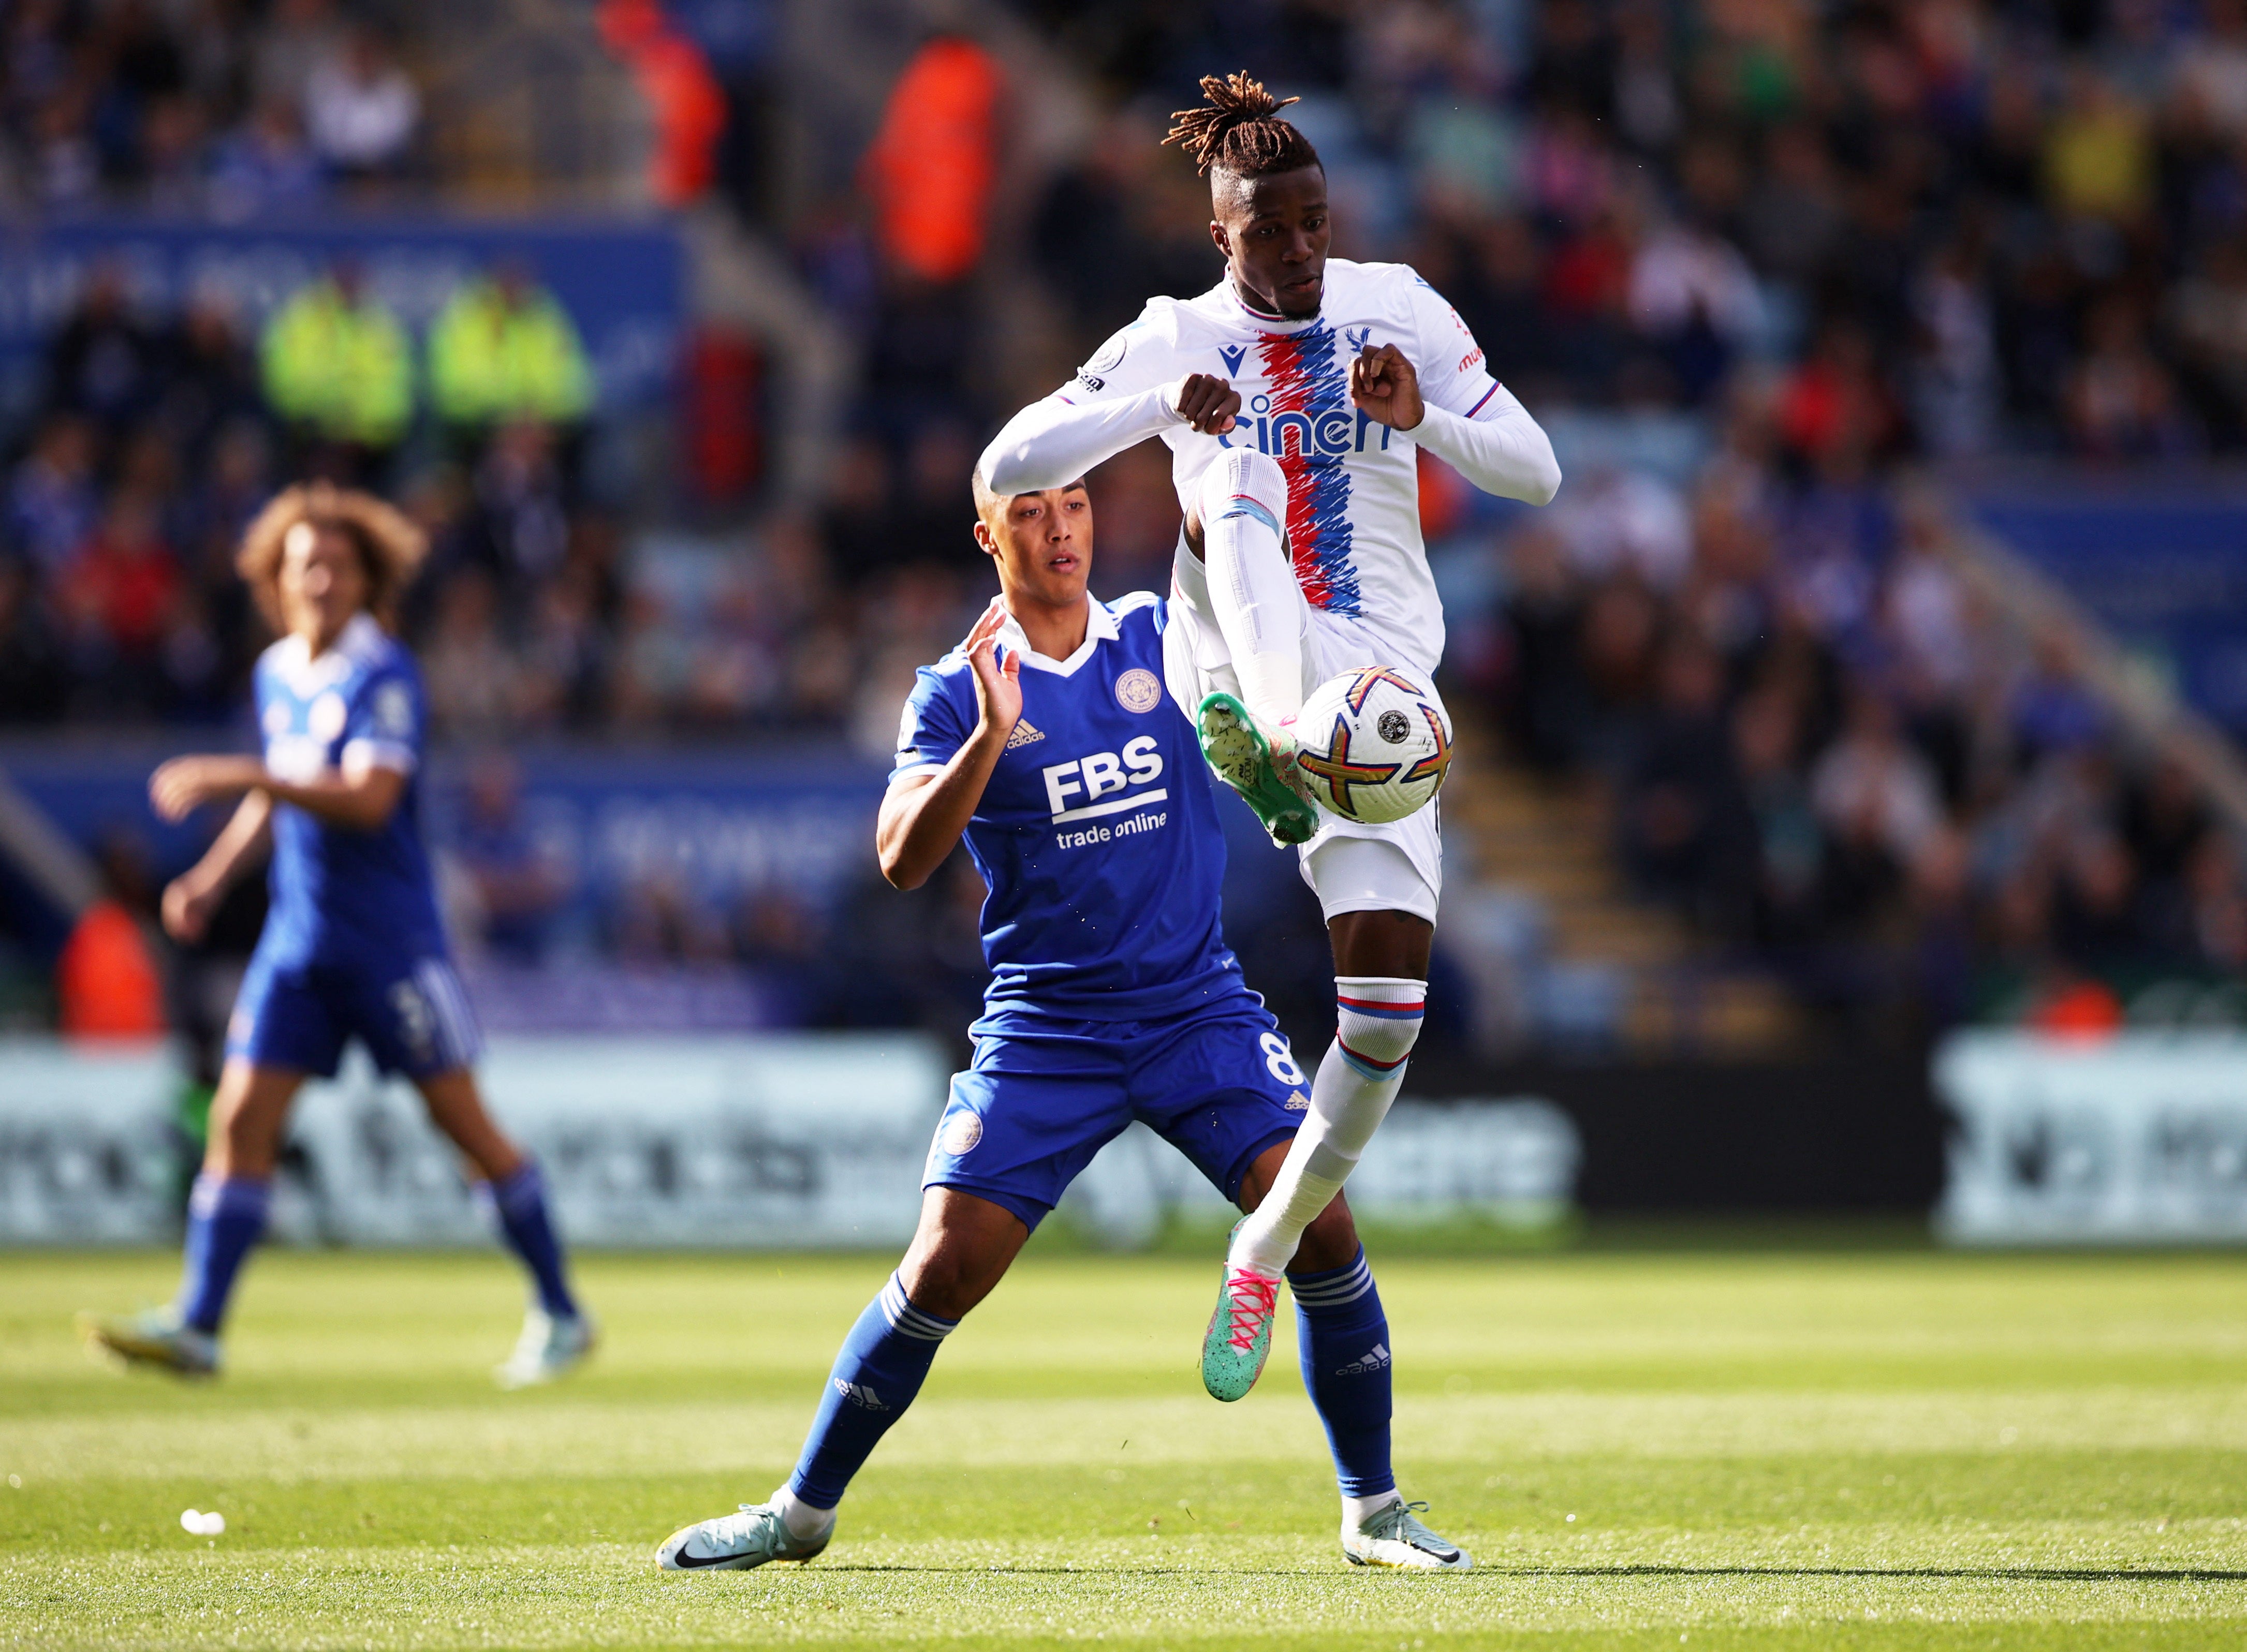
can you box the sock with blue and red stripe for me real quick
[176,1174,271,1335]
[1291,1246,1396,1500]
[786,1272,959,1512]
[1231,977,1427,1278]
[475,1161,579,1320]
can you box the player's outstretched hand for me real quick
[1173,373,1241,436]
[964,597,1023,742]
[149,755,260,823]
[1350,343,1424,431]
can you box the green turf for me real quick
[4,1244,2245,1649]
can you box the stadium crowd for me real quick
[5,0,2246,1041]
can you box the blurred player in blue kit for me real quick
[655,469,1468,1574]
[78,484,592,1389]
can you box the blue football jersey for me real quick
[894,593,1245,1021]
[252,612,447,967]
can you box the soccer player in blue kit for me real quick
[78,484,592,1389]
[655,471,1468,1573]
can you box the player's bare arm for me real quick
[878,599,1019,890]
[160,790,273,945]
[1349,343,1424,431]
[151,753,407,833]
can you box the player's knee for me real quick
[208,1092,277,1173]
[896,1247,994,1321]
[1197,447,1287,529]
[1333,977,1427,1075]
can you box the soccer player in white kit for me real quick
[978,73,1562,1399]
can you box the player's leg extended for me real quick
[415,1065,593,1388]
[1188,450,1317,844]
[1194,449,1305,730]
[656,1189,1027,1571]
[1231,897,1430,1280]
[79,1059,302,1375]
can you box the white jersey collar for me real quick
[270,612,386,697]
[997,596,1114,677]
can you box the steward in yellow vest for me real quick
[259,273,414,449]
[428,271,594,431]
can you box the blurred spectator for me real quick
[428,267,595,439]
[207,98,324,218]
[0,556,68,722]
[6,416,100,576]
[303,24,419,182]
[259,266,413,478]
[43,268,162,441]
[596,0,727,207]
[2176,0,2247,139]
[55,838,166,1040]
[253,0,345,114]
[449,755,568,963]
[55,492,181,708]
[860,33,1002,285]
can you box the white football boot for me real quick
[494,1307,596,1390]
[77,1309,219,1377]
[656,1502,829,1571]
[1342,1499,1473,1570]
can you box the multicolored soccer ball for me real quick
[1292,666,1453,824]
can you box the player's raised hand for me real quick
[1172,373,1242,436]
[1349,343,1424,431]
[963,597,1023,740]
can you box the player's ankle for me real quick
[1341,1489,1403,1530]
[772,1484,835,1542]
[1226,1219,1295,1279]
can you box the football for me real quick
[1292,666,1454,824]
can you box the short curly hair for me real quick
[235,482,428,634]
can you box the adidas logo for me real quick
[1004,719,1045,750]
[1283,1090,1310,1111]
[833,1378,888,1411]
[1334,1342,1390,1376]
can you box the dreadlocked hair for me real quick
[1164,72,1321,179]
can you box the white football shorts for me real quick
[1163,540,1442,925]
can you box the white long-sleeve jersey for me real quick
[979,259,1560,675]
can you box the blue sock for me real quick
[176,1175,271,1335]
[788,1272,958,1509]
[476,1162,579,1319]
[1291,1246,1396,1499]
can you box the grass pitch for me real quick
[3,1237,2244,1649]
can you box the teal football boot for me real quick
[1196,691,1316,846]
[1200,1220,1283,1402]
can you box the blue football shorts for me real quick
[923,994,1312,1231]
[226,945,483,1081]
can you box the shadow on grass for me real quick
[793,1564,2247,1582]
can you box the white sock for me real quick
[1196,449,1303,730]
[771,1483,835,1541]
[1342,1489,1404,1531]
[1230,978,1427,1277]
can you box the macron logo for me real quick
[1334,1343,1390,1376]
[1042,735,1166,822]
[833,1378,888,1411]
[1220,345,1246,375]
